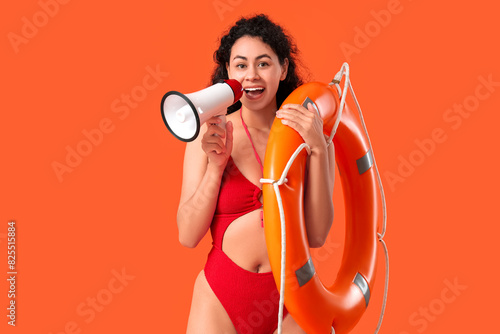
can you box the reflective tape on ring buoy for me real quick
[262,81,382,334]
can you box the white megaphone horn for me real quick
[161,79,243,142]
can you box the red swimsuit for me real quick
[204,111,287,333]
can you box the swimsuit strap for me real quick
[239,109,265,228]
[240,109,264,172]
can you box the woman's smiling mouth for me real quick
[244,87,265,99]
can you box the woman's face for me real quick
[226,35,288,112]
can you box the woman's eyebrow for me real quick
[232,54,272,61]
[256,54,272,60]
[232,55,247,61]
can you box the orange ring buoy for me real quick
[262,81,381,334]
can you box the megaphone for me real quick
[161,79,243,142]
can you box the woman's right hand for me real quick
[201,116,233,169]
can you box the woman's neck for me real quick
[240,103,277,130]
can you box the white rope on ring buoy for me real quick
[261,143,311,334]
[332,63,388,239]
[332,63,389,334]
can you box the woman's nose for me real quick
[245,65,260,81]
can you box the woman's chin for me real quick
[241,96,277,112]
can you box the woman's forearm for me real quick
[304,144,335,248]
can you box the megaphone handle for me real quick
[206,114,227,145]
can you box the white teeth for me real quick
[245,87,264,92]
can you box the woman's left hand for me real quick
[276,103,327,154]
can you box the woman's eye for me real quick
[258,62,269,67]
[236,64,246,69]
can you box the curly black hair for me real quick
[211,14,304,114]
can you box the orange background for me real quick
[1,0,499,333]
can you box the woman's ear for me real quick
[280,58,289,81]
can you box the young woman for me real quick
[177,14,335,333]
